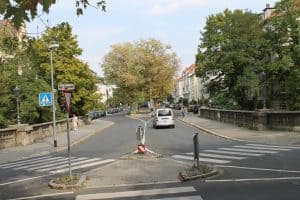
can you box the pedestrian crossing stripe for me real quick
[0,156,115,174]
[185,152,246,160]
[75,186,202,200]
[171,143,297,165]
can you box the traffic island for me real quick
[48,174,87,190]
[177,164,218,182]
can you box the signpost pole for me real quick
[66,111,72,177]
[58,84,75,178]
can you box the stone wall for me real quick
[199,108,300,131]
[0,116,90,149]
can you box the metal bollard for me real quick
[193,133,200,167]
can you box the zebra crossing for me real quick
[76,186,203,200]
[171,143,299,165]
[0,155,115,174]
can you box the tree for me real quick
[264,0,300,110]
[102,38,179,108]
[32,22,101,116]
[0,0,106,29]
[195,9,267,110]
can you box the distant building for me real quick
[174,77,183,102]
[174,64,208,104]
[96,84,117,104]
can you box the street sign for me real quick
[39,92,52,107]
[58,84,75,91]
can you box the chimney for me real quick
[266,3,270,8]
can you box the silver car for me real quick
[153,108,175,128]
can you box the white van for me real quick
[153,108,175,128]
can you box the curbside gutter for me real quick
[177,117,250,143]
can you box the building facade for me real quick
[174,64,208,104]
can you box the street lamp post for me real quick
[49,43,59,147]
[13,86,21,124]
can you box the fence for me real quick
[0,116,90,149]
[199,108,300,131]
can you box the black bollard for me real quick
[193,133,200,167]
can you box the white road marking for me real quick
[246,143,300,149]
[185,152,246,160]
[204,149,263,156]
[39,158,102,172]
[233,145,291,151]
[85,180,180,190]
[205,177,300,183]
[7,192,74,200]
[149,196,203,200]
[216,164,300,173]
[219,148,278,154]
[52,159,115,173]
[0,174,51,186]
[29,157,88,170]
[76,187,196,200]
[15,157,75,170]
[1,156,65,169]
[0,156,53,168]
[172,155,230,164]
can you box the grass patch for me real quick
[184,165,212,177]
[54,174,80,185]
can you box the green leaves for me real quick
[0,0,106,29]
[32,22,99,116]
[196,9,266,110]
[102,39,179,107]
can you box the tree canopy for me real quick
[32,22,101,115]
[196,9,267,109]
[102,38,179,108]
[0,0,106,28]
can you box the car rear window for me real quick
[158,110,172,116]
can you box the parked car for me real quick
[89,110,106,120]
[153,108,175,129]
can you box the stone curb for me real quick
[177,117,250,143]
[48,175,87,190]
[177,168,218,182]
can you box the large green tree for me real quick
[0,0,106,28]
[0,33,52,127]
[102,38,179,108]
[264,0,300,110]
[32,22,100,116]
[196,9,267,110]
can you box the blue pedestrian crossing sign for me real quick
[39,92,52,107]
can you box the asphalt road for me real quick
[1,112,300,200]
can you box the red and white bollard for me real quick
[135,126,146,154]
[137,144,146,154]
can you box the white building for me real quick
[174,77,183,102]
[96,84,117,104]
[175,64,208,104]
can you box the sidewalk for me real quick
[0,119,114,164]
[178,115,300,146]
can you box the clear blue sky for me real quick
[26,0,278,76]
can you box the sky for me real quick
[26,0,278,77]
